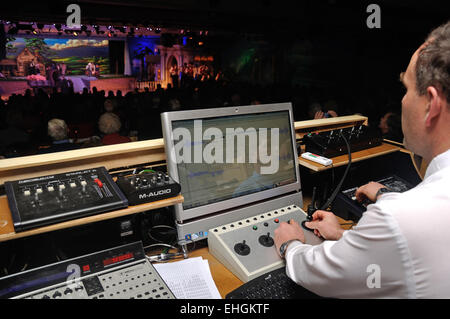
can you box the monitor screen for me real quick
[161,103,301,224]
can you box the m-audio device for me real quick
[208,205,323,283]
[115,170,181,206]
[5,167,128,232]
[0,241,175,299]
[302,125,382,158]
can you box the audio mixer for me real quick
[207,205,323,283]
[0,241,175,299]
[5,167,128,232]
[302,125,382,158]
[115,170,181,206]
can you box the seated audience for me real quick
[98,112,131,145]
[39,118,80,153]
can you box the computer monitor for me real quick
[161,102,302,244]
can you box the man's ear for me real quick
[425,86,442,128]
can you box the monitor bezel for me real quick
[161,102,301,223]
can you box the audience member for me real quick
[379,111,403,143]
[38,118,80,154]
[98,112,131,145]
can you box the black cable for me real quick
[302,130,352,232]
[319,130,352,210]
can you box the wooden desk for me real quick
[298,142,401,172]
[0,195,183,243]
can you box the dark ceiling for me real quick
[1,0,448,35]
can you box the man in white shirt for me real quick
[274,21,450,298]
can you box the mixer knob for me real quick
[234,240,251,256]
[258,232,274,247]
[64,287,73,295]
[52,291,62,299]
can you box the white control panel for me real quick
[208,205,323,283]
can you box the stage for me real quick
[0,75,137,99]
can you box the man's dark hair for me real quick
[416,21,450,103]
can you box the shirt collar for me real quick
[424,148,450,180]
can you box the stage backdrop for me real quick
[5,37,110,76]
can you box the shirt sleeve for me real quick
[284,201,416,298]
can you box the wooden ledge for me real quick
[0,194,183,243]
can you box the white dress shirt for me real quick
[285,148,450,298]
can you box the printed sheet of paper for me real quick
[153,257,221,299]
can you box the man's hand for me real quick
[274,219,305,257]
[304,210,344,241]
[355,181,386,203]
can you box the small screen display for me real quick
[103,252,134,267]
